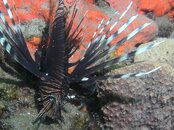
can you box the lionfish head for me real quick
[34,86,65,123]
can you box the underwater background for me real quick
[0,0,174,130]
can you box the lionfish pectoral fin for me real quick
[79,39,163,78]
[77,66,160,95]
[80,66,161,82]
[66,10,88,57]
[69,2,150,78]
[32,107,47,124]
[64,0,162,97]
[0,0,43,78]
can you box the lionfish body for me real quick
[0,0,161,122]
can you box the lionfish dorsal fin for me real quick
[44,0,67,81]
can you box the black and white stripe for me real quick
[67,1,162,85]
[0,0,44,78]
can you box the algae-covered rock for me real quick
[70,113,90,130]
[0,84,19,100]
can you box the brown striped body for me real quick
[40,79,63,119]
[34,75,67,121]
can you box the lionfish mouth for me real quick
[33,94,63,124]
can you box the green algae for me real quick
[0,101,5,117]
[71,113,90,130]
[0,83,19,100]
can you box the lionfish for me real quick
[0,0,161,123]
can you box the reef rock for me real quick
[99,62,174,130]
[135,38,174,67]
[99,38,174,130]
[155,16,174,38]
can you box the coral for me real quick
[129,0,174,20]
[3,0,172,34]
[18,19,47,58]
[167,0,174,19]
[136,0,171,17]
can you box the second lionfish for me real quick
[0,0,162,123]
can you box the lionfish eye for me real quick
[48,95,56,102]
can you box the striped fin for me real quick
[70,14,150,77]
[3,0,18,32]
[0,0,43,78]
[90,1,132,44]
[67,26,85,57]
[66,11,88,57]
[70,2,133,68]
[91,18,105,40]
[0,31,42,77]
[77,67,160,90]
[2,0,32,56]
[67,2,160,81]
[76,40,163,78]
[66,1,78,36]
[80,14,140,67]
[80,67,161,82]
[67,11,88,42]
[87,13,139,61]
[84,1,133,56]
[66,2,129,66]
[80,22,152,70]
